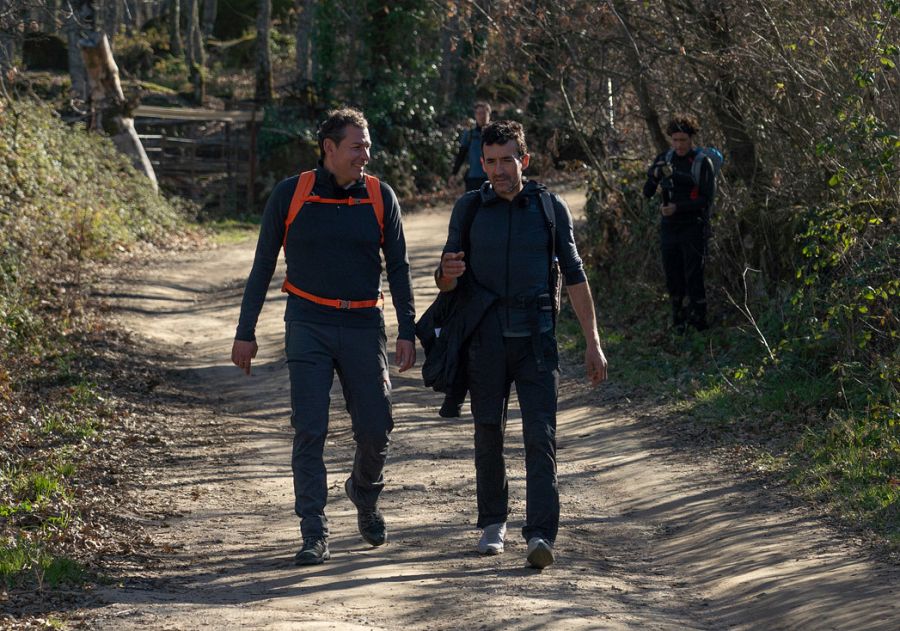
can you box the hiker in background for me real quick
[439,101,492,418]
[450,101,492,193]
[231,107,416,566]
[435,120,607,569]
[642,114,717,332]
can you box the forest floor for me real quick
[68,192,898,630]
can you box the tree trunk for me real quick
[104,0,123,38]
[612,0,668,154]
[80,31,158,193]
[65,11,89,104]
[202,0,217,37]
[439,2,461,109]
[130,0,143,33]
[294,0,313,84]
[255,0,273,103]
[45,0,61,32]
[0,32,17,74]
[169,0,183,57]
[185,0,205,104]
[663,0,764,190]
[698,5,764,189]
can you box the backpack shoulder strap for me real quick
[284,170,317,247]
[460,191,482,257]
[539,190,557,262]
[691,149,709,186]
[364,174,385,245]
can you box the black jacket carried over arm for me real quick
[416,280,497,393]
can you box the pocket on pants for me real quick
[542,333,560,370]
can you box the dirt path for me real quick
[87,201,898,630]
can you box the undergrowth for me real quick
[0,99,188,602]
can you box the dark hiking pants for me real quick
[661,220,708,329]
[285,321,393,539]
[467,317,560,544]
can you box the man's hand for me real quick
[395,339,416,372]
[585,343,608,386]
[440,251,466,279]
[660,203,677,217]
[232,339,259,376]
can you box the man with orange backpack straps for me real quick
[231,108,416,565]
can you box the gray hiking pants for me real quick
[285,321,393,538]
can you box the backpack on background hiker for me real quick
[664,145,725,212]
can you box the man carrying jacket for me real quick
[231,107,416,565]
[436,120,607,569]
[643,114,715,332]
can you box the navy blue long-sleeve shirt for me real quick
[235,165,415,342]
[442,180,586,336]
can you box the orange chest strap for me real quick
[280,170,386,310]
[283,171,385,247]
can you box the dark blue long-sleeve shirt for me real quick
[442,180,586,336]
[235,165,415,342]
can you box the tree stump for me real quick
[80,31,158,193]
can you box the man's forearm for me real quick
[566,281,600,345]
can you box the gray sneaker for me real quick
[477,522,507,555]
[526,537,554,569]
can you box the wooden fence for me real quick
[134,106,259,215]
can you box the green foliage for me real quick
[567,1,899,543]
[0,99,183,600]
[112,29,166,79]
[0,104,180,241]
[361,4,456,196]
[0,101,184,345]
[0,538,84,589]
[147,56,190,92]
[207,32,257,71]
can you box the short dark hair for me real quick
[474,101,492,113]
[317,107,368,157]
[481,120,527,156]
[666,114,699,137]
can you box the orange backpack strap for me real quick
[364,174,385,245]
[283,170,317,248]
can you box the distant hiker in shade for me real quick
[643,114,717,332]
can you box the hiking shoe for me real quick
[477,522,506,555]
[295,536,329,565]
[526,537,554,569]
[345,478,387,547]
[439,397,463,418]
